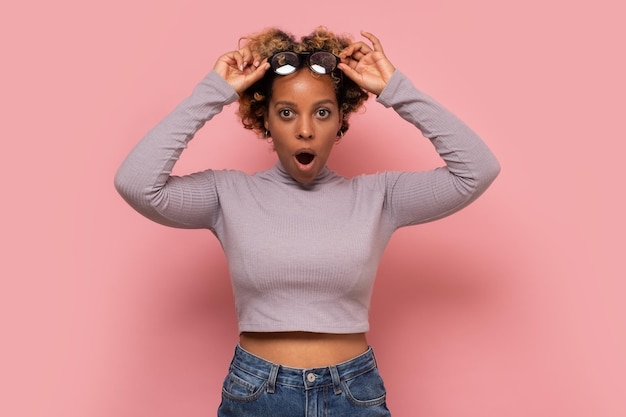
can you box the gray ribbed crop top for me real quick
[114,70,500,333]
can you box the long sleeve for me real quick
[114,71,239,228]
[376,71,501,227]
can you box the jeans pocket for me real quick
[221,365,268,402]
[342,367,387,407]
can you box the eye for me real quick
[279,109,294,118]
[316,108,331,118]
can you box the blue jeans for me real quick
[217,344,392,417]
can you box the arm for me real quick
[114,48,270,228]
[340,31,500,227]
[377,71,501,226]
[113,71,239,228]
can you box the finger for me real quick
[247,59,271,83]
[343,41,372,55]
[224,51,244,70]
[350,49,369,61]
[251,51,262,67]
[337,62,367,90]
[360,31,384,52]
[339,42,358,58]
[214,51,244,79]
[224,50,244,72]
[237,49,252,71]
[239,49,264,70]
[339,43,372,62]
[337,62,358,80]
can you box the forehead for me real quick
[270,70,338,104]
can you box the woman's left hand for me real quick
[338,31,395,96]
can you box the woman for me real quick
[115,27,500,417]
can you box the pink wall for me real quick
[3,1,625,416]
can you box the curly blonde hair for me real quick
[237,27,370,137]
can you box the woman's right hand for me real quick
[213,47,270,95]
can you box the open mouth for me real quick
[295,151,315,165]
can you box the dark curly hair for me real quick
[237,27,370,137]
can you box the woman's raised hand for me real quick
[213,46,270,95]
[338,31,395,96]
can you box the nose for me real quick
[296,116,313,140]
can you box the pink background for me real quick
[2,0,625,416]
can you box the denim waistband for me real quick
[230,344,378,392]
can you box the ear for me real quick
[338,112,345,133]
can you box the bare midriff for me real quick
[239,332,369,368]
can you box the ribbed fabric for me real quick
[115,70,500,333]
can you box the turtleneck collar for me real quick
[268,161,336,188]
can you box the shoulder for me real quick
[210,166,282,189]
[349,171,398,192]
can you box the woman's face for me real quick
[265,70,342,184]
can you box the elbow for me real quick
[475,153,501,195]
[486,154,502,184]
[113,166,133,201]
[458,153,501,199]
[113,164,152,210]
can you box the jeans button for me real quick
[306,373,316,382]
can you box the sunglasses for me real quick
[269,51,340,75]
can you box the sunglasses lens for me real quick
[309,52,338,74]
[271,52,299,75]
[270,51,339,75]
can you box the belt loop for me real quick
[267,363,279,394]
[370,347,377,367]
[329,365,342,395]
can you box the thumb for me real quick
[249,61,271,83]
[338,63,365,88]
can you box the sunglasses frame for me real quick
[269,51,341,75]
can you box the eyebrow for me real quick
[272,99,337,108]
